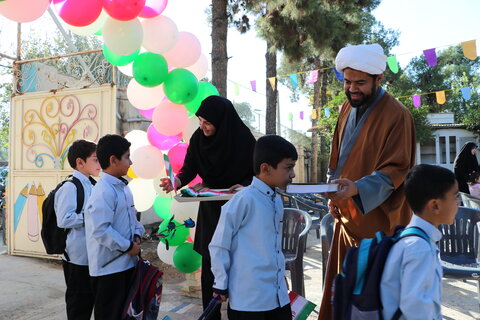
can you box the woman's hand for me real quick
[160,177,180,193]
[228,184,243,193]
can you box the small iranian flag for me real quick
[289,291,316,320]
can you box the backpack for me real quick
[40,175,96,255]
[332,226,429,320]
[122,258,164,320]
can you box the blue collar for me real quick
[251,177,276,199]
[73,170,92,184]
[100,172,128,187]
[407,214,443,244]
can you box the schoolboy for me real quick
[55,139,101,320]
[209,135,298,320]
[381,164,459,320]
[84,134,145,320]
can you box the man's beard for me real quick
[346,85,377,108]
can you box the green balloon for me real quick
[133,52,168,87]
[173,242,201,273]
[103,44,139,67]
[184,82,219,113]
[158,218,189,247]
[163,69,199,104]
[153,196,172,220]
[94,28,103,36]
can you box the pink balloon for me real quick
[163,32,202,68]
[186,54,208,80]
[152,101,188,136]
[188,174,203,187]
[0,0,50,23]
[53,0,103,27]
[147,124,181,150]
[139,0,167,18]
[138,107,155,120]
[131,145,165,179]
[168,143,188,173]
[103,0,146,21]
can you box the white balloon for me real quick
[103,17,143,55]
[170,200,199,222]
[130,145,165,179]
[142,15,178,54]
[157,242,176,266]
[129,178,157,212]
[186,54,208,80]
[125,130,149,154]
[127,79,165,110]
[118,62,134,77]
[67,10,107,36]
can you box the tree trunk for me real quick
[311,59,321,183]
[265,40,277,134]
[211,0,228,97]
[319,63,329,181]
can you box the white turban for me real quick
[335,43,387,75]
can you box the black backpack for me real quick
[332,226,429,320]
[41,176,96,255]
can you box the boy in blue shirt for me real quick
[85,134,145,320]
[55,139,101,320]
[381,164,459,320]
[209,135,298,320]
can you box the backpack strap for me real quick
[67,176,85,214]
[396,226,429,244]
[353,237,374,295]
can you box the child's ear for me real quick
[426,198,440,213]
[109,155,117,166]
[259,163,270,175]
[75,157,84,168]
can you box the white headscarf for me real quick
[335,44,387,75]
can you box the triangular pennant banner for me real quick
[461,87,471,101]
[308,70,318,84]
[250,80,256,92]
[423,48,437,67]
[300,111,304,120]
[288,112,293,121]
[436,91,446,104]
[268,77,276,91]
[289,74,298,89]
[234,83,240,96]
[461,40,477,60]
[387,56,399,73]
[311,109,317,120]
[412,94,421,108]
[325,108,331,118]
[334,67,344,81]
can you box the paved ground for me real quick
[1,231,479,320]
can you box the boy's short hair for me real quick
[96,134,131,170]
[404,164,456,213]
[253,135,298,175]
[67,140,97,169]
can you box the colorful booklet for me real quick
[286,183,339,194]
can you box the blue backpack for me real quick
[332,226,429,320]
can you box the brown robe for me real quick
[318,92,416,320]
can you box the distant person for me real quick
[209,135,297,320]
[381,164,459,320]
[55,140,100,320]
[160,96,256,319]
[467,171,480,199]
[453,142,479,194]
[84,134,145,320]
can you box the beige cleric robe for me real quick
[318,91,416,320]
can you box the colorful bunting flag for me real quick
[334,67,344,81]
[234,83,240,96]
[268,77,276,91]
[461,87,471,100]
[299,111,304,120]
[308,70,318,84]
[311,109,317,120]
[412,94,421,108]
[461,40,477,60]
[387,56,399,73]
[436,91,446,104]
[290,74,298,89]
[250,80,256,92]
[325,108,331,118]
[423,48,437,67]
[288,112,293,121]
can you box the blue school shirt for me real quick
[84,172,145,277]
[380,215,443,320]
[209,177,290,312]
[54,170,94,266]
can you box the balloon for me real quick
[129,178,157,212]
[173,242,201,273]
[158,219,189,247]
[118,62,134,77]
[104,0,146,21]
[139,0,167,18]
[127,79,165,110]
[0,0,50,23]
[147,124,181,150]
[103,45,139,67]
[167,143,188,173]
[182,116,199,142]
[186,54,208,80]
[131,145,165,179]
[133,52,168,87]
[142,15,178,54]
[103,17,143,55]
[184,82,219,113]
[163,69,199,104]
[170,200,199,222]
[66,10,107,36]
[153,195,172,220]
[163,32,201,68]
[188,174,203,187]
[127,167,138,179]
[53,0,102,27]
[152,101,189,136]
[125,130,149,154]
[157,241,175,265]
[153,176,175,197]
[138,107,155,120]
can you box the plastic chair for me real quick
[459,192,480,210]
[438,206,480,306]
[282,208,312,297]
[320,213,334,288]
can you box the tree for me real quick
[211,0,229,97]
[232,101,256,128]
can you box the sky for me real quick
[1,0,480,133]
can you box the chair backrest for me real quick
[438,206,480,265]
[292,195,329,219]
[282,208,312,257]
[320,213,335,285]
[459,192,480,210]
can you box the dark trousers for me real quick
[90,267,135,320]
[62,260,95,320]
[201,254,221,320]
[227,303,292,320]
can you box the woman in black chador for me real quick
[161,96,255,319]
[453,141,479,194]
